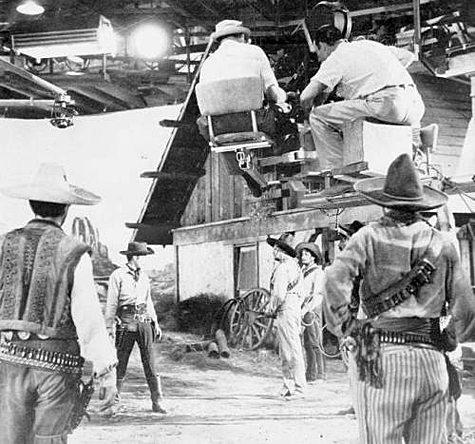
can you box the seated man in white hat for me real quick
[197,19,300,156]
[0,163,117,443]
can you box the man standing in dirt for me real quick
[324,153,475,443]
[296,242,326,383]
[0,163,117,443]
[105,242,167,414]
[267,233,306,400]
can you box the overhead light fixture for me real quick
[16,1,44,15]
[131,23,170,59]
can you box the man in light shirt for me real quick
[0,163,117,444]
[301,25,424,170]
[106,242,166,414]
[197,19,299,156]
[267,233,306,401]
[324,154,475,443]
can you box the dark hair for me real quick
[126,254,134,262]
[313,24,343,46]
[29,200,68,218]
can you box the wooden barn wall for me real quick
[414,72,471,177]
[180,153,248,227]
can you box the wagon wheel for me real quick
[228,288,273,350]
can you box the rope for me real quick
[315,323,341,359]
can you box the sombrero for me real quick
[267,233,296,258]
[354,154,447,210]
[0,163,101,205]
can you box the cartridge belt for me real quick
[118,304,153,323]
[379,330,436,347]
[0,338,83,374]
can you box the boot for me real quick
[147,375,167,414]
[115,378,124,404]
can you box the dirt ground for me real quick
[70,332,475,444]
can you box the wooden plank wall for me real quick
[414,72,471,177]
[181,70,471,227]
[180,153,247,226]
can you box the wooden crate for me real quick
[342,120,413,175]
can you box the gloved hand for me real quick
[97,368,117,412]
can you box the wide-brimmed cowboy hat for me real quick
[354,154,447,211]
[0,163,101,205]
[120,242,154,256]
[295,242,322,264]
[211,19,251,40]
[267,233,297,258]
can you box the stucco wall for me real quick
[178,241,234,301]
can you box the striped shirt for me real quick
[324,213,475,341]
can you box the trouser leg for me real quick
[310,99,376,169]
[137,322,159,402]
[354,345,447,444]
[33,370,80,444]
[303,324,317,381]
[406,348,448,444]
[116,330,137,381]
[313,318,326,379]
[0,362,35,444]
[277,312,306,393]
[309,88,425,170]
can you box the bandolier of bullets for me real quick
[0,342,84,374]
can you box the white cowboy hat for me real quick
[0,163,101,205]
[211,19,251,41]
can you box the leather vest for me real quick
[0,219,90,338]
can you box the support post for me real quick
[412,0,421,61]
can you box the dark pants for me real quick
[0,361,79,444]
[116,322,161,401]
[303,316,325,381]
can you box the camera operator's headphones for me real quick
[306,1,352,40]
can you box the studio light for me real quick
[131,23,169,59]
[16,0,44,15]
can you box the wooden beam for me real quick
[140,171,204,180]
[0,99,54,109]
[125,222,179,231]
[0,58,66,96]
[349,0,435,18]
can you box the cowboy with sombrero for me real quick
[266,233,306,400]
[324,153,475,443]
[0,163,118,441]
[105,240,167,414]
[295,242,326,383]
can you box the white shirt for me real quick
[71,254,117,375]
[105,266,158,328]
[311,40,414,100]
[200,39,280,93]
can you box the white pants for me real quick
[276,310,306,394]
[309,86,425,170]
